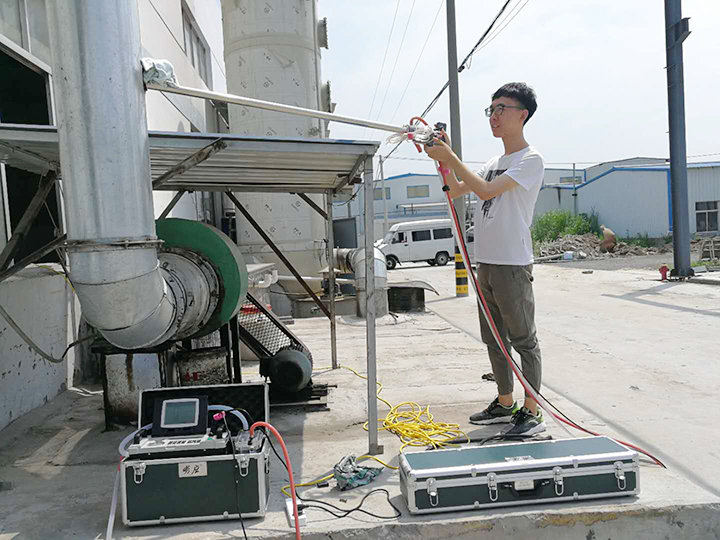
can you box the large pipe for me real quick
[334,248,388,317]
[46,1,210,349]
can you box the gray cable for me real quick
[0,302,94,363]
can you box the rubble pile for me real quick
[535,233,675,260]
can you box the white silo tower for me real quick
[221,0,332,301]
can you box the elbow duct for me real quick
[334,247,388,291]
[334,248,388,318]
[68,246,178,349]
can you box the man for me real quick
[424,82,546,436]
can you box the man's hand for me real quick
[423,130,455,163]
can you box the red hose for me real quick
[249,422,302,539]
[423,124,665,467]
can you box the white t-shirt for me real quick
[472,146,545,265]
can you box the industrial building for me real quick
[536,159,720,238]
[0,0,231,432]
[0,0,382,441]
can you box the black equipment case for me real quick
[121,383,270,526]
[399,436,639,514]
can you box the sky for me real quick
[316,0,720,178]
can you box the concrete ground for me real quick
[1,258,719,539]
[396,258,720,498]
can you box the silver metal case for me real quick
[122,382,271,526]
[399,436,640,515]
[121,433,269,526]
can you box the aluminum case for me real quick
[399,436,640,515]
[122,433,269,526]
[122,382,270,526]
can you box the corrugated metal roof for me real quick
[624,161,720,170]
[0,123,379,193]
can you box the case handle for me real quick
[427,478,439,507]
[615,462,627,490]
[553,467,564,496]
[506,480,550,499]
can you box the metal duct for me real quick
[45,1,213,349]
[334,248,388,317]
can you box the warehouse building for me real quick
[536,159,720,238]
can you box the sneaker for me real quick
[502,407,547,436]
[469,398,520,425]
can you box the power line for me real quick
[471,0,530,57]
[418,0,516,120]
[362,1,402,139]
[457,0,515,74]
[369,0,418,137]
[388,1,446,125]
[381,0,522,163]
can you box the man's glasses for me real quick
[485,104,526,118]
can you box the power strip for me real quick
[285,498,307,528]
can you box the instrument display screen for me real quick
[161,398,200,429]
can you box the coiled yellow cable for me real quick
[337,365,469,450]
[275,366,467,497]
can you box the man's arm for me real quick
[443,169,473,199]
[445,154,519,201]
[424,134,518,200]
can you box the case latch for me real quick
[132,462,146,485]
[553,466,564,496]
[239,455,250,477]
[427,478,439,507]
[487,473,498,502]
[614,461,627,490]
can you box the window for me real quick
[696,201,719,233]
[0,0,23,47]
[392,231,406,244]
[182,8,211,87]
[26,0,49,65]
[433,227,452,240]
[0,0,51,65]
[0,51,59,263]
[412,230,431,242]
[374,187,391,201]
[407,185,430,199]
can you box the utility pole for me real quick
[572,163,577,216]
[379,157,389,236]
[446,0,468,297]
[664,0,693,277]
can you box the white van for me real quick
[377,219,455,270]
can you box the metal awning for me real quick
[0,122,384,455]
[0,123,379,193]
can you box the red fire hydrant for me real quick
[659,265,669,281]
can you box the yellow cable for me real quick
[281,473,334,498]
[335,365,469,450]
[37,265,76,292]
[358,454,398,470]
[280,456,398,498]
[278,364,469,497]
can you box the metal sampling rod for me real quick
[146,82,407,135]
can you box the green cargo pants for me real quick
[476,263,542,397]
